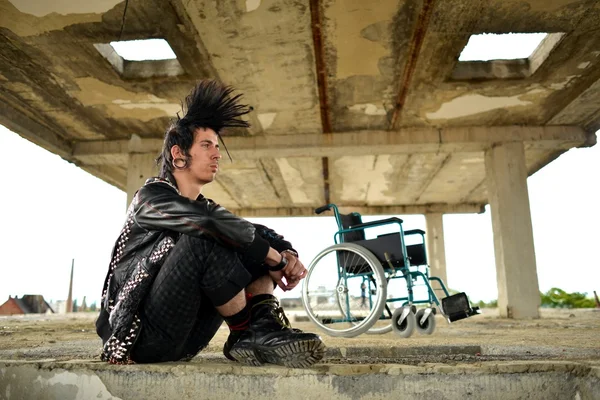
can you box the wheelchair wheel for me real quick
[415,308,436,335]
[302,243,387,338]
[336,283,393,335]
[391,306,415,338]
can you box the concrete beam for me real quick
[79,165,126,192]
[0,93,72,158]
[231,203,484,217]
[72,126,591,162]
[549,75,600,131]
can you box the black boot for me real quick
[223,329,242,361]
[228,294,325,368]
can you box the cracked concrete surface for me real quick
[0,308,599,399]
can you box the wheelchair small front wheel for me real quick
[302,243,387,338]
[415,308,436,335]
[391,307,415,338]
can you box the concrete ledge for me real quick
[325,345,481,359]
[1,360,599,400]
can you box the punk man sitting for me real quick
[95,80,325,367]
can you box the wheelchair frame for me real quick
[301,203,480,338]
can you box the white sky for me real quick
[1,33,599,306]
[459,33,548,61]
[1,126,598,305]
[110,39,177,61]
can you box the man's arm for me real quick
[251,223,307,291]
[134,181,269,260]
[252,224,298,256]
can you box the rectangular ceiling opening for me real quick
[109,38,177,61]
[451,32,565,81]
[94,38,183,79]
[459,33,548,61]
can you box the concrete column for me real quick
[126,153,158,206]
[485,142,540,319]
[425,213,448,291]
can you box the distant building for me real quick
[0,295,54,315]
[280,297,303,309]
[48,300,67,314]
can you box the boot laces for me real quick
[253,298,292,329]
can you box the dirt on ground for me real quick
[0,308,598,365]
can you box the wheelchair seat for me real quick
[338,213,427,270]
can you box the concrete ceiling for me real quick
[0,0,598,216]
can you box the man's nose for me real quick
[212,149,222,159]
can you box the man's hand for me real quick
[269,251,307,291]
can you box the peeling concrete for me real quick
[549,75,579,90]
[245,0,261,13]
[257,112,277,130]
[8,0,123,17]
[0,1,113,36]
[578,62,591,69]
[47,110,105,140]
[426,94,532,120]
[198,179,240,209]
[70,78,179,121]
[0,0,599,217]
[331,155,377,203]
[348,103,387,116]
[367,155,404,204]
[326,0,398,79]
[524,0,583,13]
[275,157,324,205]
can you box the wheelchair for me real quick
[301,204,480,338]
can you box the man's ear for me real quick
[171,145,183,160]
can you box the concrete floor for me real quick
[1,308,599,399]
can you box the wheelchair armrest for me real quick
[404,229,425,236]
[349,217,404,230]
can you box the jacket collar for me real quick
[145,176,181,195]
[144,175,205,201]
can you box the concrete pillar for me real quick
[425,213,448,292]
[126,153,158,206]
[485,142,540,319]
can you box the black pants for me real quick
[130,234,269,363]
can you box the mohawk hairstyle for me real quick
[157,80,251,179]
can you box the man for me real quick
[96,80,325,368]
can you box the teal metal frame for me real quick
[321,203,451,322]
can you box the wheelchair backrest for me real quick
[339,213,365,242]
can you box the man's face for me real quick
[187,127,222,185]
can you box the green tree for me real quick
[89,302,97,312]
[475,299,498,308]
[540,288,595,308]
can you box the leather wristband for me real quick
[268,254,288,271]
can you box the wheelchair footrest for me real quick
[442,292,481,322]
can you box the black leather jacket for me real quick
[95,177,295,364]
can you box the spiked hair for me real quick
[157,80,251,179]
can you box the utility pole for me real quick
[66,259,74,313]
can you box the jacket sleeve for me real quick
[133,181,270,261]
[253,224,298,256]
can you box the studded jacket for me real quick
[95,177,296,364]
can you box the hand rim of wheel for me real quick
[301,242,387,338]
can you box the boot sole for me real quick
[229,338,326,368]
